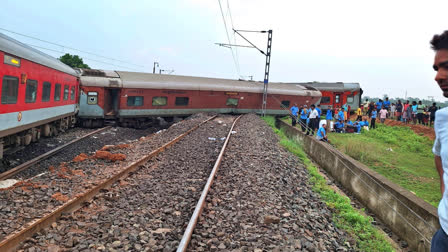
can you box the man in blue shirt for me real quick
[429,30,448,251]
[326,106,333,132]
[383,97,391,111]
[290,103,299,126]
[376,99,383,113]
[371,109,377,129]
[316,104,322,118]
[334,121,344,133]
[337,109,345,122]
[316,123,329,142]
[299,105,309,132]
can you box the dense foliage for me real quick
[59,53,90,69]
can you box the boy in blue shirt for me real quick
[299,105,308,132]
[383,97,391,111]
[326,106,333,132]
[371,110,377,129]
[316,104,322,118]
[334,121,344,133]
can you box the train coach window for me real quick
[87,92,98,105]
[71,86,75,100]
[175,97,189,106]
[42,82,51,102]
[63,85,69,100]
[281,100,290,108]
[128,96,144,106]
[347,96,354,103]
[25,79,38,103]
[152,96,167,106]
[1,76,19,104]
[321,96,331,104]
[226,98,238,106]
[54,84,61,101]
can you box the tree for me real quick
[59,53,90,69]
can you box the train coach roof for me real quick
[299,82,360,91]
[0,33,78,76]
[113,71,321,96]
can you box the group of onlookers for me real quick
[362,97,439,127]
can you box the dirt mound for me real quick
[92,150,126,162]
[384,119,435,140]
[72,153,89,162]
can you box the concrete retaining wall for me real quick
[276,119,439,252]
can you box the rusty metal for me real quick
[0,116,216,251]
[0,126,112,181]
[177,115,242,252]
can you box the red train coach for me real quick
[78,69,321,127]
[300,82,362,111]
[0,33,79,159]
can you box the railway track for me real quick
[2,113,352,251]
[0,114,219,251]
[0,127,111,181]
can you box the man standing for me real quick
[430,31,448,251]
[383,97,391,111]
[300,105,309,132]
[417,101,425,125]
[338,108,345,123]
[356,106,362,121]
[371,109,377,129]
[326,106,333,131]
[396,100,403,121]
[290,103,299,126]
[428,102,438,127]
[306,104,318,136]
[376,99,383,113]
[316,104,322,119]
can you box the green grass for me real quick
[328,123,440,207]
[262,116,395,252]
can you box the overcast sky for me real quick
[1,0,447,102]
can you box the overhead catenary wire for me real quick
[270,95,434,245]
[217,0,241,78]
[25,43,141,71]
[226,0,241,78]
[0,27,146,69]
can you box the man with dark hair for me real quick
[428,102,438,127]
[430,30,448,252]
[290,103,298,126]
[306,104,318,136]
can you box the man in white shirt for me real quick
[430,30,448,252]
[306,104,319,136]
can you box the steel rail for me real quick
[0,126,112,181]
[0,116,216,251]
[177,114,243,252]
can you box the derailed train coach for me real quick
[0,33,79,159]
[300,82,362,111]
[77,69,322,127]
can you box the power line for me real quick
[226,0,241,77]
[25,43,141,71]
[217,0,240,77]
[0,27,146,68]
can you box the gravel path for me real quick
[18,114,233,251]
[0,113,214,244]
[188,114,351,251]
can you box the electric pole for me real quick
[216,29,273,116]
[153,62,159,74]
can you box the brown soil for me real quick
[92,150,126,162]
[72,153,89,162]
[384,119,435,140]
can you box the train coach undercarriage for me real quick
[0,115,76,162]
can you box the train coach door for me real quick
[334,93,342,109]
[104,88,120,119]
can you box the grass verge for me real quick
[262,116,395,252]
[329,123,439,207]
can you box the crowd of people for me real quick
[289,103,371,143]
[362,97,440,127]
